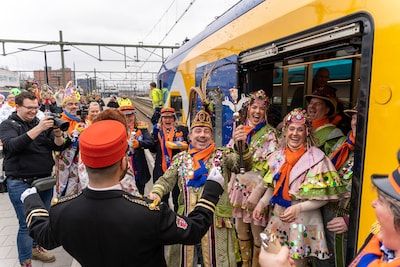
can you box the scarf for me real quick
[158,126,175,172]
[330,131,355,170]
[61,111,81,135]
[8,101,15,108]
[270,146,306,208]
[187,143,215,188]
[312,116,330,130]
[244,121,266,144]
[350,235,400,267]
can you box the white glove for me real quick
[20,187,37,203]
[207,167,224,188]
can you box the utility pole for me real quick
[44,50,49,84]
[59,30,66,87]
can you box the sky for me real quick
[0,0,239,89]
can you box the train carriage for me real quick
[157,0,400,263]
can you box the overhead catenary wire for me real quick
[138,0,197,71]
[141,0,178,42]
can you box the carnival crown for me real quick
[191,109,212,130]
[250,90,269,106]
[284,108,312,130]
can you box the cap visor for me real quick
[372,175,400,201]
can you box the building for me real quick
[77,78,97,94]
[0,68,19,88]
[33,67,73,88]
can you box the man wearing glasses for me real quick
[0,91,68,267]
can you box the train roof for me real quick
[159,0,264,73]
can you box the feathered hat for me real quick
[62,81,80,106]
[189,65,215,130]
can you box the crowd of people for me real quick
[0,77,398,267]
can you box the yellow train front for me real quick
[157,0,400,264]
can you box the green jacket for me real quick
[314,123,344,155]
[151,147,252,219]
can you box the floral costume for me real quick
[263,146,347,260]
[229,123,278,226]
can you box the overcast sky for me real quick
[0,0,238,88]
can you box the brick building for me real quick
[33,67,73,88]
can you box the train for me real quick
[157,0,400,264]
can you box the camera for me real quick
[45,112,70,132]
[77,108,88,122]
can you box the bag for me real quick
[31,176,56,192]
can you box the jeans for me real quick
[6,178,53,264]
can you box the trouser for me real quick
[6,178,53,264]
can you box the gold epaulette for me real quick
[136,121,148,129]
[371,221,381,235]
[51,192,82,207]
[123,194,160,211]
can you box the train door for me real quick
[191,55,238,146]
[238,15,373,264]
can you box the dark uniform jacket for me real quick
[24,180,223,267]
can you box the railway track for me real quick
[132,97,153,123]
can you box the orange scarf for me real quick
[312,116,330,129]
[350,235,400,267]
[188,142,215,171]
[330,131,355,170]
[8,101,16,108]
[158,126,175,172]
[270,146,306,207]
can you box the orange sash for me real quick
[159,126,175,172]
[330,131,355,170]
[272,146,306,202]
[188,142,216,171]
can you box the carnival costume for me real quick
[305,88,344,155]
[150,107,189,209]
[262,109,347,260]
[151,107,251,267]
[54,83,85,200]
[120,104,154,195]
[227,90,278,267]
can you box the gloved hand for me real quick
[207,167,224,188]
[20,187,37,203]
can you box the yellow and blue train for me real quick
[157,0,400,263]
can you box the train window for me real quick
[170,95,183,120]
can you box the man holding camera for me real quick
[0,91,68,267]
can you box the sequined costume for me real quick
[152,147,252,267]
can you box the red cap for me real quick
[79,120,128,168]
[161,107,175,114]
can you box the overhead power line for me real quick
[138,0,197,71]
[142,0,177,42]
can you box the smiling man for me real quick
[305,88,344,155]
[149,108,252,267]
[0,91,67,267]
[150,107,188,210]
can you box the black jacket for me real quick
[150,125,189,181]
[0,112,68,178]
[24,180,223,267]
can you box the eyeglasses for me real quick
[21,105,39,110]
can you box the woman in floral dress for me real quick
[228,90,278,267]
[253,108,347,266]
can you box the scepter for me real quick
[223,88,250,174]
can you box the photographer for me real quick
[0,91,69,267]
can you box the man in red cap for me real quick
[20,119,225,267]
[150,107,188,210]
